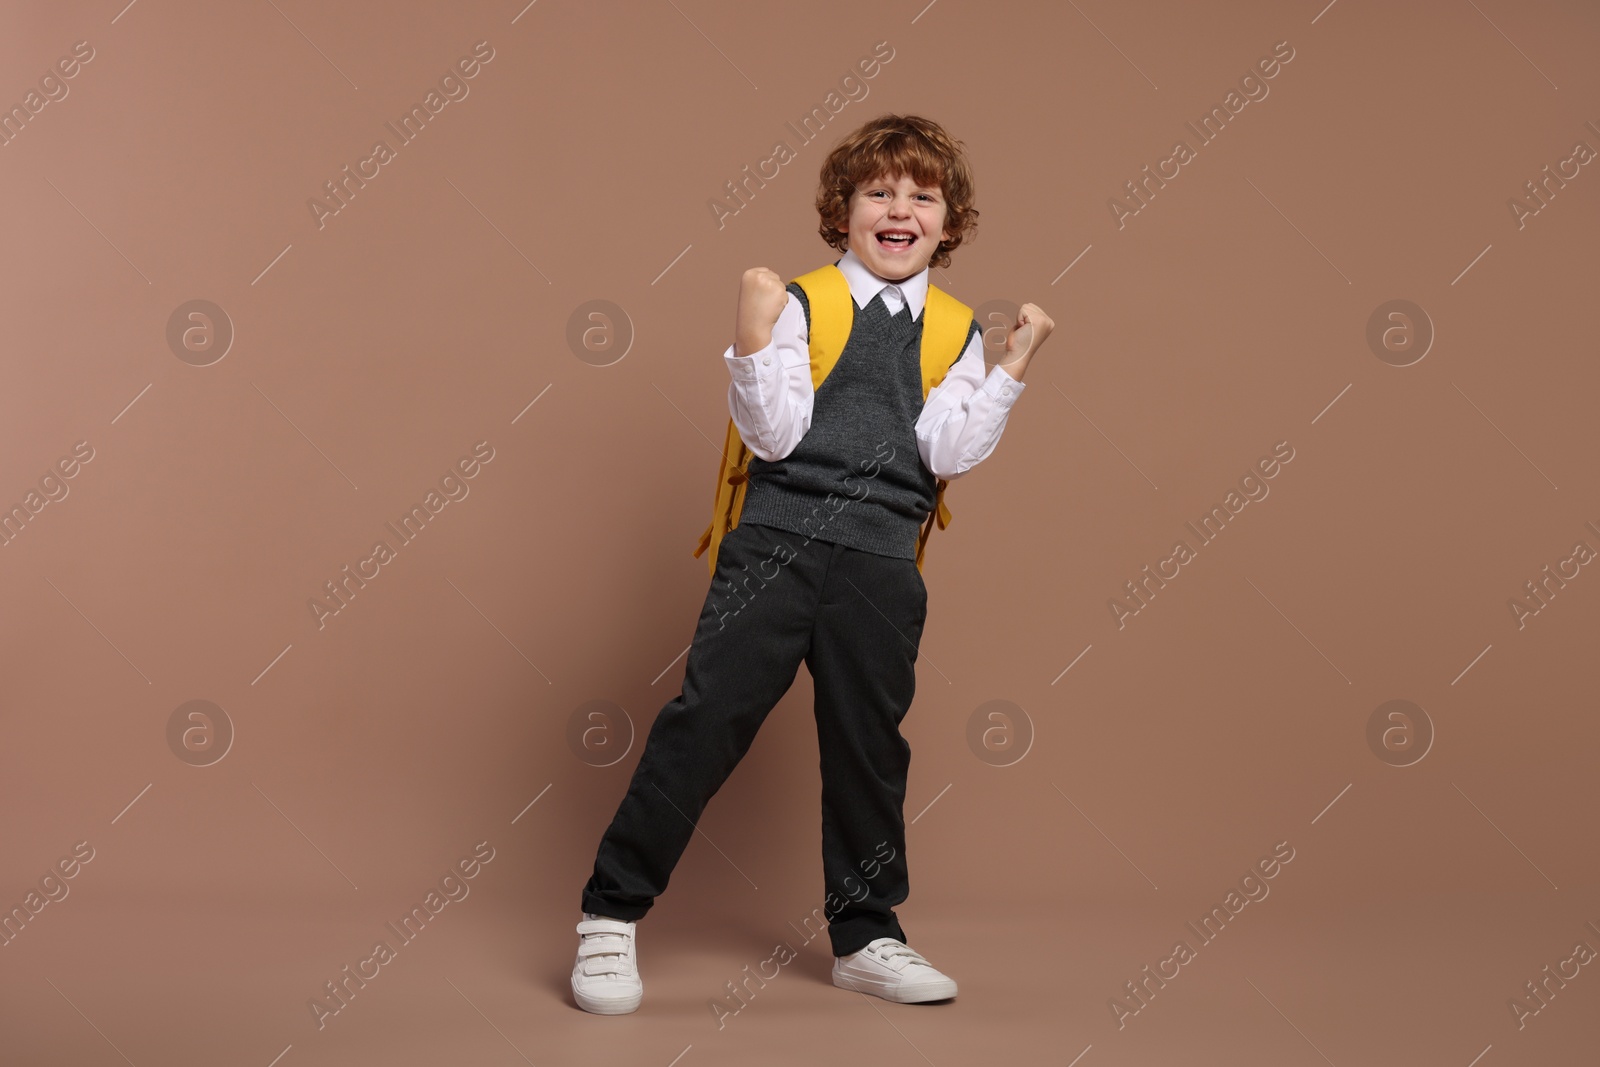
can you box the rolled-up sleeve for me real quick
[915,330,1026,480]
[721,292,813,462]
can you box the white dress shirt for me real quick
[720,247,1026,481]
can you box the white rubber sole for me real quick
[831,966,957,1003]
[572,982,642,1014]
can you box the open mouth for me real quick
[876,231,917,250]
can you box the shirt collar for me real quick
[837,247,928,322]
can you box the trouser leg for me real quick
[580,522,820,921]
[805,543,927,957]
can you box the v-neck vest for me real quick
[735,283,975,559]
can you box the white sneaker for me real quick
[571,912,642,1014]
[832,937,958,1003]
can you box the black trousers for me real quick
[580,520,928,957]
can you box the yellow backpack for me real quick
[692,261,975,577]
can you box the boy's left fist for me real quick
[1004,302,1054,361]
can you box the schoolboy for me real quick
[572,113,1053,1014]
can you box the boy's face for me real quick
[836,171,951,283]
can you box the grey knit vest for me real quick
[735,276,980,559]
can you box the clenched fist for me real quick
[1000,302,1054,380]
[734,267,788,358]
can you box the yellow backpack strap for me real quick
[692,415,751,576]
[693,263,853,577]
[791,262,852,388]
[920,283,972,397]
[915,283,975,573]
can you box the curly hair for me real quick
[814,114,978,270]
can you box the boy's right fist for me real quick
[735,267,788,358]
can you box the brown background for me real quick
[2,0,1597,1064]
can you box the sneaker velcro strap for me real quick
[870,941,930,969]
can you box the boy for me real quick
[572,114,1052,1015]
